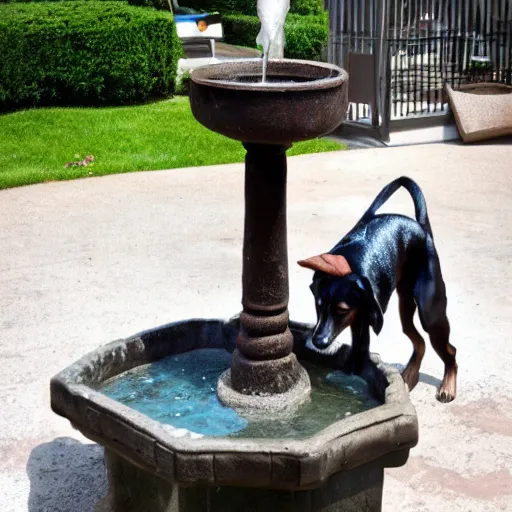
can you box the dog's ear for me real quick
[355,277,384,335]
[298,254,352,277]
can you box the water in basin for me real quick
[99,349,380,439]
[206,74,322,86]
[229,75,320,84]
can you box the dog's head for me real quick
[298,254,383,353]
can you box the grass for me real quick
[0,97,345,190]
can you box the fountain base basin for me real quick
[97,448,408,512]
[51,318,418,512]
[217,364,311,413]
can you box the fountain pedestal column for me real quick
[233,143,301,394]
[218,143,311,409]
[189,59,350,409]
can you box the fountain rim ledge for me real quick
[190,59,348,92]
[50,318,418,489]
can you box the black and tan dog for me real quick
[298,176,457,403]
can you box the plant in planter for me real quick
[463,56,494,84]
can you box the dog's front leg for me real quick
[346,317,387,401]
[346,315,370,375]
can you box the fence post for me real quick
[376,0,391,140]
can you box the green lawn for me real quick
[0,97,344,190]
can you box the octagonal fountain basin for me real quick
[189,60,348,144]
[51,319,418,512]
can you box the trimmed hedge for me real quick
[290,0,324,16]
[223,13,328,61]
[0,2,182,110]
[3,0,324,14]
[128,0,171,10]
[1,0,126,3]
[181,0,324,16]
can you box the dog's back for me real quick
[332,212,428,313]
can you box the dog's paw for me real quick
[436,369,457,403]
[436,386,456,403]
[401,364,420,392]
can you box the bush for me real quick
[222,13,328,61]
[179,0,324,16]
[222,14,259,48]
[175,71,191,95]
[285,14,328,61]
[1,0,325,13]
[128,0,171,10]
[179,0,255,15]
[289,0,323,16]
[0,2,182,110]
[1,0,126,3]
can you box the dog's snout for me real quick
[312,334,331,349]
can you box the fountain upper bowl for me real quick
[189,59,348,144]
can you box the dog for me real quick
[298,176,457,403]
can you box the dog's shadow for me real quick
[27,437,106,512]
[390,363,443,389]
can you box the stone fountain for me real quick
[191,58,351,413]
[50,2,418,511]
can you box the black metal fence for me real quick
[326,0,512,138]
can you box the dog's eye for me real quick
[337,301,351,313]
[317,298,322,307]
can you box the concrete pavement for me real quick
[1,142,511,511]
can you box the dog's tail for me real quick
[359,176,432,235]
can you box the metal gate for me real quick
[326,0,512,140]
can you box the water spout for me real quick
[256,0,290,81]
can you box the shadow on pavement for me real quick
[391,362,443,390]
[27,437,106,512]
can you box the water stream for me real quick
[100,349,380,439]
[256,0,290,82]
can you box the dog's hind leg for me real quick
[427,315,457,403]
[414,242,458,403]
[397,287,426,392]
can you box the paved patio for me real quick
[1,142,511,511]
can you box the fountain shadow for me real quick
[27,437,106,512]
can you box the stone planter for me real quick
[51,319,418,512]
[446,82,512,143]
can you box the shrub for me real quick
[128,0,171,10]
[1,0,325,13]
[290,0,323,16]
[178,0,324,16]
[176,71,191,95]
[222,14,260,48]
[222,13,328,61]
[2,0,126,3]
[285,14,328,61]
[179,0,255,15]
[0,2,182,111]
